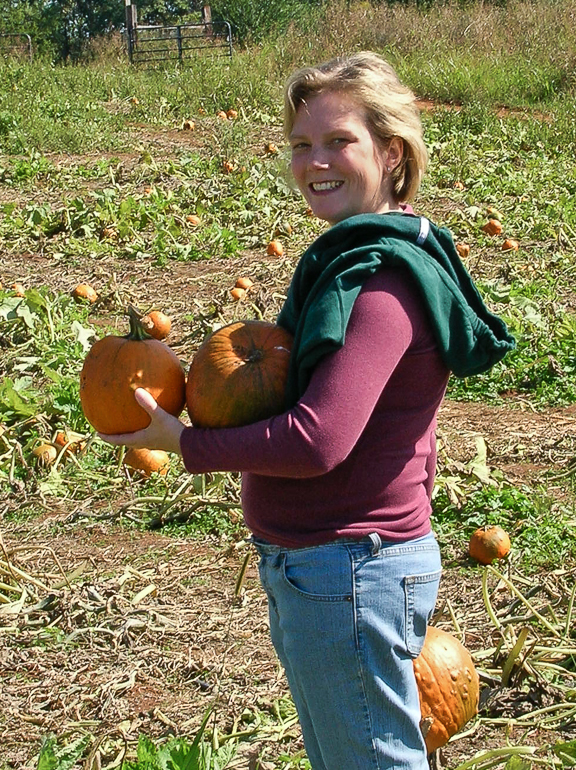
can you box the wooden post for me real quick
[201,5,212,24]
[125,0,138,61]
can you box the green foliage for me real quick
[121,710,236,769]
[433,482,576,571]
[210,0,320,45]
[0,289,95,429]
[36,734,91,770]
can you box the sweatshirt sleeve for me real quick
[180,269,422,478]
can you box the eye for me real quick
[291,141,309,151]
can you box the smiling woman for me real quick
[288,91,404,223]
[98,50,514,770]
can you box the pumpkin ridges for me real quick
[413,626,479,754]
[186,320,292,428]
[80,308,185,434]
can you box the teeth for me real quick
[311,181,342,191]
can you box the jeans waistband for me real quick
[251,532,435,557]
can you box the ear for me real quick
[386,136,404,171]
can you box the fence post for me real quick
[202,5,212,24]
[125,0,138,62]
[177,25,183,62]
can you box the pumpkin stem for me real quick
[126,305,153,341]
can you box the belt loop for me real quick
[368,532,382,556]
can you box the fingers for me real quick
[134,387,158,413]
[97,428,149,446]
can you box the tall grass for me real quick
[1,0,575,155]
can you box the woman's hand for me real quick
[97,387,185,456]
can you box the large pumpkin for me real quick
[186,320,292,428]
[80,307,186,434]
[413,626,479,754]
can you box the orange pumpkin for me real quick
[230,287,246,301]
[456,243,470,258]
[481,219,503,236]
[468,525,511,564]
[72,283,98,304]
[266,240,284,257]
[80,307,186,434]
[140,310,172,340]
[123,447,170,476]
[414,626,480,754]
[186,320,293,428]
[502,238,519,251]
[235,277,254,291]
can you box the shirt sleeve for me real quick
[180,269,423,477]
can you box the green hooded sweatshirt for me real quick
[277,213,515,407]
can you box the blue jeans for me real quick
[254,532,441,770]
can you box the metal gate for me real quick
[0,33,33,62]
[127,21,232,64]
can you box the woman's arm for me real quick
[100,270,423,478]
[178,269,421,477]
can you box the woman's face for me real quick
[289,91,402,225]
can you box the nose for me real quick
[307,146,330,171]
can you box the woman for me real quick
[100,53,514,769]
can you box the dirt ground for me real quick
[1,126,576,768]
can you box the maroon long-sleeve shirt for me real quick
[180,266,449,547]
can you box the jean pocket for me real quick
[404,570,441,657]
[281,549,353,602]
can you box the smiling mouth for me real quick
[310,181,344,192]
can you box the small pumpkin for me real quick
[72,283,98,304]
[80,306,186,434]
[235,277,254,291]
[266,240,284,257]
[222,160,234,173]
[264,141,278,155]
[32,443,58,465]
[502,238,519,251]
[414,626,480,754]
[468,525,511,564]
[123,447,170,476]
[216,110,228,120]
[481,219,503,236]
[54,429,86,455]
[140,310,172,340]
[186,320,293,428]
[230,287,246,301]
[226,108,238,119]
[186,214,201,226]
[182,119,195,131]
[456,243,470,258]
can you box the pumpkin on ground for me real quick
[468,524,511,564]
[123,447,170,476]
[32,443,58,465]
[72,283,98,304]
[414,626,480,754]
[186,320,293,428]
[140,309,172,340]
[80,306,186,434]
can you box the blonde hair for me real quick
[284,51,427,203]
